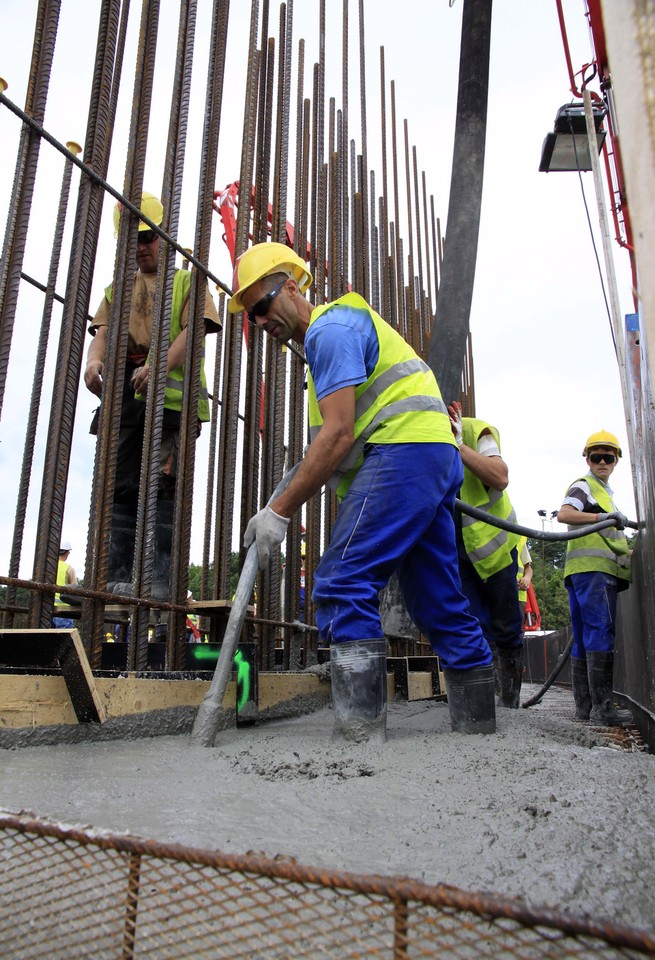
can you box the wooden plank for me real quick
[0,629,106,724]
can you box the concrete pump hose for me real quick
[454,501,639,539]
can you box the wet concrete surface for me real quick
[1,684,654,932]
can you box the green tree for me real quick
[188,555,240,601]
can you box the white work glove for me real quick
[448,402,463,447]
[602,510,629,531]
[244,506,291,570]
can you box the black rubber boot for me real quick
[496,645,523,708]
[587,651,632,726]
[107,503,137,591]
[571,656,592,720]
[330,639,388,744]
[443,665,496,734]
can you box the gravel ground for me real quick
[1,683,654,933]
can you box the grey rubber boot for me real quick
[330,639,387,744]
[496,645,523,708]
[587,651,632,726]
[571,656,592,720]
[443,665,496,734]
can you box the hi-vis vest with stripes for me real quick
[563,473,631,583]
[460,418,519,580]
[105,269,210,422]
[306,293,455,500]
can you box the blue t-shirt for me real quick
[304,304,380,402]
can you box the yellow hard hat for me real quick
[113,191,163,238]
[227,242,312,314]
[583,430,622,458]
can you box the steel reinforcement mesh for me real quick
[1,812,654,959]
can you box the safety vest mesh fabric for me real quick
[563,474,631,583]
[516,535,528,602]
[105,270,210,421]
[306,292,455,500]
[55,559,70,605]
[460,418,519,580]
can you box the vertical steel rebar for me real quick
[0,0,61,419]
[3,142,79,628]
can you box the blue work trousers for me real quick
[456,539,523,653]
[312,443,491,671]
[565,571,618,657]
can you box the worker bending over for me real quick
[228,242,495,743]
[448,402,524,708]
[557,431,632,726]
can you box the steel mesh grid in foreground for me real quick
[1,812,654,959]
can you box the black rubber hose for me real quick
[454,500,639,538]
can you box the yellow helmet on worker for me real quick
[113,191,163,238]
[227,242,312,314]
[583,430,622,458]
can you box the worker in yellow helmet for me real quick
[83,192,220,597]
[557,430,632,726]
[229,242,494,743]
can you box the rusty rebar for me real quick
[0,0,61,420]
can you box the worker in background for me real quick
[516,535,533,633]
[557,431,632,726]
[448,401,524,709]
[186,590,201,642]
[83,192,220,597]
[228,242,495,744]
[52,540,77,629]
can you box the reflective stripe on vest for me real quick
[306,292,454,499]
[460,417,518,579]
[106,270,210,421]
[564,474,631,582]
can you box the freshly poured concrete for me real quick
[1,685,654,931]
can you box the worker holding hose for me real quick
[557,431,632,726]
[228,242,496,744]
[447,402,525,708]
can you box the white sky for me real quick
[0,0,637,579]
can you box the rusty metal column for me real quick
[213,0,259,602]
[167,0,231,669]
[0,0,61,419]
[32,0,130,634]
[83,0,160,667]
[3,142,80,628]
[131,0,199,668]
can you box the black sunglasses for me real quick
[137,229,158,245]
[589,452,617,464]
[247,277,287,324]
